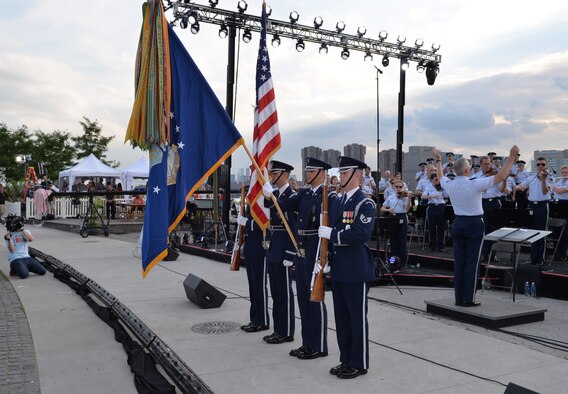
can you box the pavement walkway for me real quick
[1,225,568,393]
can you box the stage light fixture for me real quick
[336,21,345,33]
[319,42,328,55]
[218,23,228,38]
[382,54,389,67]
[313,16,323,29]
[289,11,299,24]
[180,17,188,29]
[237,0,247,13]
[295,38,305,52]
[188,11,198,26]
[190,22,200,35]
[416,60,425,73]
[364,50,373,62]
[209,0,218,7]
[426,61,439,85]
[271,34,281,47]
[414,38,424,48]
[378,30,388,41]
[242,28,252,43]
[401,57,409,71]
[431,43,441,52]
[341,48,350,60]
[397,35,406,45]
[357,26,367,37]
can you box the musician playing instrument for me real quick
[380,180,413,265]
[552,165,568,260]
[421,174,448,252]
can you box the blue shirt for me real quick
[441,175,493,216]
[422,183,447,204]
[5,230,31,262]
[553,179,568,200]
[520,175,552,202]
[383,194,411,214]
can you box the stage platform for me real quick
[41,217,143,235]
[425,297,547,328]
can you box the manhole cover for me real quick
[191,321,240,335]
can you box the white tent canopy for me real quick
[58,153,122,191]
[120,156,149,190]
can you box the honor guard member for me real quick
[268,157,337,359]
[318,156,376,379]
[434,145,519,307]
[238,207,270,333]
[479,155,506,262]
[515,157,552,265]
[262,160,297,344]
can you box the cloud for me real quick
[414,103,494,132]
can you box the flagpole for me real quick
[242,143,301,256]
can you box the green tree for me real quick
[72,116,118,167]
[31,130,76,180]
[0,123,34,182]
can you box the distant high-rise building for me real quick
[322,149,341,167]
[533,149,568,174]
[301,146,323,174]
[379,149,397,175]
[343,143,366,163]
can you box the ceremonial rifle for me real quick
[310,182,329,302]
[229,183,246,271]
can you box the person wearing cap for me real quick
[552,165,568,260]
[421,173,448,252]
[492,156,503,171]
[487,151,496,162]
[471,163,481,175]
[433,145,519,307]
[515,157,552,265]
[415,162,428,183]
[443,152,455,174]
[361,166,377,199]
[263,157,336,358]
[415,165,437,200]
[380,178,413,264]
[510,153,521,176]
[318,156,376,379]
[262,160,297,344]
[470,155,479,167]
[512,160,529,209]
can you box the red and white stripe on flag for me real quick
[246,2,280,230]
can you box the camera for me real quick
[5,214,24,232]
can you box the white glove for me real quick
[283,260,293,267]
[318,225,332,240]
[237,215,248,226]
[313,263,331,274]
[262,182,274,198]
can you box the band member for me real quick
[380,180,413,264]
[415,162,428,183]
[513,160,530,209]
[415,165,437,201]
[318,156,376,379]
[421,173,448,252]
[443,152,455,174]
[515,157,552,265]
[553,165,568,260]
[479,156,506,262]
[434,145,519,307]
[361,166,377,199]
[262,160,297,344]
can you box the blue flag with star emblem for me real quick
[141,25,244,277]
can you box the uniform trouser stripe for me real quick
[262,256,269,325]
[362,282,368,369]
[286,267,291,336]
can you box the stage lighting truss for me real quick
[171,1,442,70]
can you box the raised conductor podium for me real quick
[484,227,551,302]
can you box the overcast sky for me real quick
[1,0,568,175]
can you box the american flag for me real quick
[246,2,281,230]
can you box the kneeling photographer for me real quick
[4,214,46,279]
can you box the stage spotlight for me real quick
[319,42,328,55]
[313,16,323,29]
[382,54,389,67]
[336,21,345,33]
[431,43,440,52]
[397,34,406,45]
[401,57,409,71]
[190,22,200,35]
[416,60,425,73]
[414,38,424,48]
[237,0,247,13]
[357,26,367,37]
[378,30,388,41]
[188,11,198,26]
[242,28,252,43]
[271,34,281,47]
[364,50,373,62]
[218,23,228,39]
[289,11,299,24]
[209,0,218,7]
[295,38,305,52]
[180,17,188,29]
[426,61,439,85]
[341,48,350,60]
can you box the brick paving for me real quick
[0,271,40,394]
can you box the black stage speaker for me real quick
[163,247,179,261]
[183,273,226,309]
[504,382,539,394]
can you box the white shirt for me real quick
[521,175,552,202]
[553,179,568,200]
[441,175,493,216]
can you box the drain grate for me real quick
[191,321,240,335]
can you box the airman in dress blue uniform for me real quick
[434,145,519,307]
[319,156,376,379]
[262,160,297,344]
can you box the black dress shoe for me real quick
[242,324,269,333]
[289,346,309,357]
[337,367,367,379]
[297,350,328,360]
[265,334,294,344]
[263,332,277,342]
[459,301,481,307]
[329,363,348,376]
[241,322,254,330]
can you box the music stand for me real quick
[376,216,403,295]
[485,227,551,301]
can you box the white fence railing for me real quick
[25,197,93,219]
